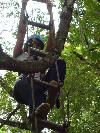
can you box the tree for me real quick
[0,0,100,133]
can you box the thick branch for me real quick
[55,0,76,55]
[0,118,66,133]
[38,119,65,133]
[13,0,29,58]
[0,104,21,128]
[16,0,29,44]
[0,51,50,73]
[28,20,50,30]
[32,0,48,3]
[0,118,29,130]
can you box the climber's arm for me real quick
[13,20,26,58]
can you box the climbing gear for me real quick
[34,103,50,132]
[25,12,39,133]
[55,61,61,109]
[35,103,50,119]
[31,77,39,133]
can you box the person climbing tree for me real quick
[12,3,66,128]
[13,30,66,118]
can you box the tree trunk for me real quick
[0,0,76,132]
[0,49,52,73]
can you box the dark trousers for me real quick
[13,77,47,109]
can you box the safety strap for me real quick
[31,77,38,133]
[55,61,60,84]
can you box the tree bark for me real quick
[55,0,76,55]
[0,49,53,73]
[0,118,66,133]
[13,0,29,58]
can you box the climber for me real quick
[13,31,66,120]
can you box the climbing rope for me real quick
[60,87,67,133]
[31,77,38,133]
[24,9,38,133]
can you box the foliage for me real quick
[0,0,100,133]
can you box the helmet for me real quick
[27,34,44,50]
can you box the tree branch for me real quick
[37,119,66,133]
[16,0,29,46]
[55,0,76,55]
[0,104,21,128]
[0,76,14,97]
[0,48,55,73]
[0,118,30,130]
[32,0,48,3]
[0,117,66,133]
[13,0,29,58]
[28,20,50,30]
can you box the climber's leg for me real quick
[46,80,58,108]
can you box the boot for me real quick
[31,103,50,132]
[35,103,50,120]
[46,80,58,108]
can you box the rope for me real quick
[60,87,67,133]
[55,61,60,83]
[25,10,38,133]
[25,10,29,43]
[47,0,55,47]
[31,77,38,133]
